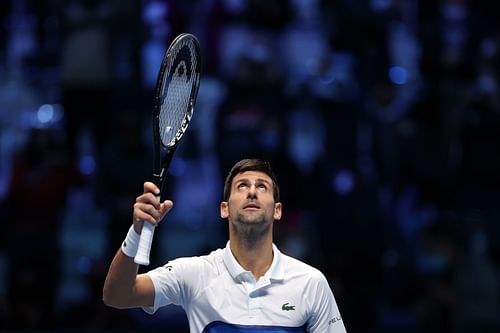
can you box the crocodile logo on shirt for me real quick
[282,302,295,311]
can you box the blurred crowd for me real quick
[1,0,500,332]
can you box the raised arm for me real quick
[102,182,173,309]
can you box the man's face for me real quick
[220,171,282,229]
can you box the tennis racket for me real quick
[135,33,201,266]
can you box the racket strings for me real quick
[159,40,198,147]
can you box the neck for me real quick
[229,233,274,280]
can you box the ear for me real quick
[220,201,229,219]
[273,202,282,221]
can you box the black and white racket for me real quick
[135,33,201,266]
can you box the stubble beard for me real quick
[232,212,272,247]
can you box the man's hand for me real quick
[132,182,174,233]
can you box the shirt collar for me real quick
[223,241,285,281]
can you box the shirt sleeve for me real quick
[142,257,201,314]
[306,271,347,333]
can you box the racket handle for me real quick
[134,222,155,266]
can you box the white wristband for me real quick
[121,225,140,258]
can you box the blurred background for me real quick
[1,0,500,332]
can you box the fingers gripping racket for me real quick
[135,33,201,265]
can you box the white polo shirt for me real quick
[144,242,347,333]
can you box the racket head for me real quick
[152,33,201,183]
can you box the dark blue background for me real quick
[0,1,499,333]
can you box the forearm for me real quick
[102,182,170,309]
[102,249,140,308]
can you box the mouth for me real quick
[243,203,260,210]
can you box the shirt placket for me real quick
[247,275,271,318]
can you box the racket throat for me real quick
[153,169,165,185]
[152,147,175,190]
[153,164,168,188]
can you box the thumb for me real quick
[159,200,174,220]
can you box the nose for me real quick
[247,185,257,199]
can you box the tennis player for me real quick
[103,158,347,332]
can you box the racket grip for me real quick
[134,222,155,266]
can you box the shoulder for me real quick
[154,247,225,275]
[278,252,332,296]
[280,251,327,282]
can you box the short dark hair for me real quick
[223,159,280,202]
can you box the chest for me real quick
[189,272,310,328]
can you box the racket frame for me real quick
[151,33,201,193]
[134,33,201,266]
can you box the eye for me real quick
[257,184,268,192]
[237,183,248,191]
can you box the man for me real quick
[103,159,347,332]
